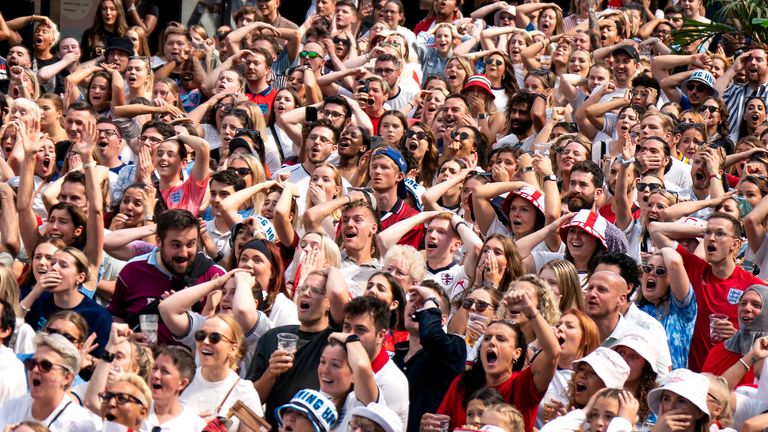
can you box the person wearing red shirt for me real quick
[651,212,763,372]
[413,0,463,35]
[355,76,388,135]
[423,288,560,432]
[243,47,277,116]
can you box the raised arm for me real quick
[103,224,157,260]
[38,52,79,83]
[661,190,735,222]
[83,324,133,413]
[745,191,768,253]
[377,210,440,256]
[515,3,561,30]
[451,213,483,275]
[421,168,471,211]
[659,70,693,104]
[585,91,630,132]
[15,120,44,257]
[125,0,157,34]
[472,181,535,235]
[302,194,354,234]
[614,134,636,231]
[231,270,262,336]
[176,133,210,182]
[330,333,379,404]
[219,180,278,227]
[0,183,19,256]
[326,266,350,325]
[471,1,510,19]
[158,271,233,336]
[272,181,297,247]
[659,247,689,303]
[575,82,613,140]
[520,39,546,71]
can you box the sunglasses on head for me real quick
[686,82,710,92]
[194,330,234,344]
[462,298,492,312]
[228,167,252,176]
[407,130,427,140]
[332,36,351,47]
[485,58,504,67]
[24,357,65,373]
[637,182,662,192]
[451,130,471,141]
[300,50,322,59]
[641,265,668,276]
[44,328,79,344]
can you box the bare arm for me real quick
[421,168,470,211]
[575,83,611,140]
[302,194,352,233]
[745,192,768,254]
[614,135,635,231]
[16,121,44,258]
[231,271,261,337]
[272,182,297,248]
[660,247,689,302]
[74,124,105,293]
[38,53,79,83]
[377,210,440,256]
[0,184,19,256]
[219,180,278,228]
[103,224,157,261]
[176,133,210,182]
[659,70,693,104]
[326,267,350,325]
[125,1,157,34]
[158,273,230,336]
[585,93,629,132]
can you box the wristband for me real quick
[739,358,751,370]
[100,350,116,363]
[453,220,469,231]
[522,166,534,173]
[525,310,540,320]
[344,334,361,345]
[424,297,440,307]
[709,172,722,180]
[82,161,97,169]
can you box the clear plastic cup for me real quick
[710,313,729,342]
[434,414,451,432]
[277,333,299,354]
[465,313,490,346]
[139,314,159,344]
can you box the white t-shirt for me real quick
[491,88,509,113]
[745,234,768,280]
[331,387,385,432]
[374,358,410,431]
[0,345,25,404]
[0,394,101,432]
[536,368,573,429]
[13,317,36,354]
[140,403,207,432]
[269,292,300,327]
[180,369,263,431]
[666,158,693,190]
[425,263,469,301]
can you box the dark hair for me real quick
[344,296,391,333]
[375,53,402,69]
[63,170,86,189]
[381,110,408,148]
[156,209,200,241]
[570,160,604,189]
[66,101,97,119]
[367,271,406,331]
[141,120,176,139]
[739,96,766,139]
[402,121,439,187]
[48,202,87,250]
[468,387,506,406]
[250,47,274,69]
[422,75,450,90]
[597,253,640,298]
[307,118,340,144]
[212,169,246,191]
[445,93,471,110]
[239,240,288,313]
[631,75,660,92]
[0,299,15,346]
[418,279,451,315]
[741,175,768,198]
[153,345,196,391]
[708,211,743,238]
[323,95,352,119]
[460,124,488,169]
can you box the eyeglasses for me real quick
[98,391,145,407]
[300,50,322,59]
[374,67,396,76]
[686,82,710,93]
[703,229,738,240]
[451,130,471,141]
[348,422,377,432]
[322,110,345,120]
[641,265,668,276]
[228,167,252,176]
[462,298,492,312]
[554,146,565,153]
[296,284,326,297]
[218,103,234,112]
[194,330,235,344]
[97,129,119,137]
[332,36,351,47]
[630,90,650,98]
[637,183,663,192]
[406,130,427,140]
[380,42,401,48]
[485,58,504,67]
[699,106,718,114]
[24,357,67,373]
[44,328,79,344]
[308,133,333,145]
[138,135,163,144]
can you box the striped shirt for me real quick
[723,82,768,141]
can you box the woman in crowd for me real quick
[461,75,506,141]
[611,333,659,426]
[483,50,517,112]
[467,234,525,294]
[237,239,297,327]
[740,97,768,139]
[80,0,128,60]
[363,271,407,352]
[338,125,371,186]
[647,369,711,432]
[497,275,560,348]
[401,121,439,188]
[98,373,151,430]
[144,345,207,430]
[539,259,584,313]
[124,56,153,103]
[464,388,506,429]
[379,110,408,149]
[447,287,501,350]
[36,94,68,144]
[0,264,36,354]
[268,88,303,164]
[567,347,630,412]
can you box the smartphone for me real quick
[370,136,384,151]
[306,106,318,122]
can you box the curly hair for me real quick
[635,362,658,424]
[497,275,560,326]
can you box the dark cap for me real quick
[105,36,135,57]
[612,45,639,62]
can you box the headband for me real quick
[241,239,275,267]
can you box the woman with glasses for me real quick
[401,122,439,187]
[448,287,501,350]
[699,96,730,145]
[98,373,151,430]
[0,333,99,430]
[180,314,262,427]
[636,248,694,370]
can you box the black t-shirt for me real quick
[247,325,334,429]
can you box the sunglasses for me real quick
[228,167,252,176]
[98,391,145,407]
[194,330,235,344]
[380,42,401,48]
[407,130,427,140]
[300,50,322,59]
[332,36,351,47]
[485,59,504,67]
[24,357,66,373]
[462,298,492,312]
[44,328,79,344]
[451,130,471,141]
[637,183,662,192]
[641,265,668,276]
[222,106,249,117]
[686,82,710,92]
[699,106,718,113]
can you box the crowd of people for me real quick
[0,0,766,431]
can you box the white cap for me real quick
[573,347,630,388]
[350,403,402,432]
[613,331,660,374]
[648,369,710,420]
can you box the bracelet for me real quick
[739,358,751,370]
[525,310,540,320]
[483,280,498,290]
[82,161,97,169]
[709,172,722,180]
[424,297,439,307]
[20,304,30,314]
[128,5,137,11]
[454,220,469,231]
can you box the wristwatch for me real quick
[618,155,635,166]
[344,334,361,345]
[522,166,534,173]
[100,350,115,363]
[543,174,558,182]
[424,297,440,307]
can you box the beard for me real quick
[565,191,594,212]
[509,118,533,135]
[160,249,194,276]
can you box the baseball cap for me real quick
[559,210,608,249]
[462,75,495,100]
[572,347,631,388]
[371,146,407,173]
[350,403,402,432]
[682,69,718,97]
[647,369,710,421]
[105,36,135,57]
[276,389,338,432]
[612,45,640,62]
[612,332,660,374]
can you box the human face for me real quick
[445,59,467,91]
[587,396,619,432]
[0,126,15,157]
[338,126,365,158]
[382,258,413,289]
[27,346,73,399]
[738,180,763,208]
[507,34,526,64]
[196,317,237,369]
[37,99,61,129]
[637,140,669,174]
[507,196,537,238]
[425,217,459,261]
[639,116,670,141]
[614,345,646,382]
[261,191,280,219]
[716,198,740,220]
[340,207,377,253]
[568,51,590,76]
[599,21,620,47]
[466,399,487,429]
[573,31,590,51]
[46,318,83,347]
[208,180,235,217]
[644,193,670,229]
[296,273,330,326]
[524,75,548,95]
[480,322,522,379]
[560,142,588,174]
[485,54,505,80]
[380,1,402,28]
[555,313,584,360]
[321,103,347,130]
[738,289,763,326]
[125,31,140,53]
[443,97,468,130]
[404,126,429,161]
[101,0,117,26]
[679,129,706,161]
[152,82,176,107]
[379,115,405,146]
[318,344,353,397]
[658,390,705,421]
[701,100,720,128]
[244,52,268,83]
[46,208,82,244]
[88,77,110,111]
[539,267,560,302]
[106,48,129,72]
[163,34,189,62]
[584,271,624,319]
[32,136,55,179]
[703,217,741,264]
[219,115,245,147]
[305,126,337,164]
[744,50,768,84]
[505,282,541,326]
[744,99,767,131]
[343,311,383,358]
[508,103,533,135]
[96,122,122,163]
[539,8,558,36]
[436,160,462,189]
[311,165,341,201]
[641,254,669,304]
[375,59,400,89]
[32,242,59,281]
[587,67,610,92]
[213,70,239,95]
[153,141,185,179]
[302,42,325,70]
[611,53,636,85]
[369,155,403,192]
[33,22,54,51]
[101,380,147,428]
[229,159,255,187]
[572,362,604,406]
[365,274,396,306]
[6,45,31,68]
[238,248,272,290]
[434,27,452,55]
[335,4,357,29]
[149,353,188,402]
[65,108,95,144]
[159,227,198,275]
[279,409,316,432]
[481,238,508,275]
[273,90,296,117]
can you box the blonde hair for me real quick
[228,152,267,213]
[113,372,152,408]
[483,404,524,431]
[211,314,247,371]
[702,373,733,427]
[12,97,42,122]
[498,275,560,325]
[0,265,21,316]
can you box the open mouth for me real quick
[742,316,754,325]
[151,381,163,390]
[646,279,657,289]
[34,36,44,46]
[299,300,311,311]
[706,244,717,253]
[172,257,188,265]
[200,347,213,356]
[558,336,566,345]
[426,241,438,250]
[408,141,420,152]
[105,414,117,421]
[344,230,358,239]
[695,172,705,181]
[575,382,587,393]
[42,158,51,170]
[752,113,761,122]
[485,349,498,366]
[31,378,41,387]
[128,74,138,84]
[98,140,109,148]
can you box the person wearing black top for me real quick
[393,282,466,432]
[247,267,348,430]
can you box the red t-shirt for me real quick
[598,202,641,225]
[676,244,763,371]
[381,199,424,249]
[702,342,756,387]
[437,368,542,432]
[245,85,277,116]
[370,115,382,136]
[413,18,436,36]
